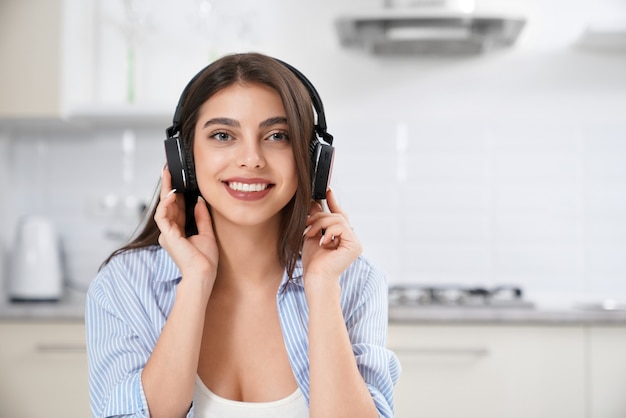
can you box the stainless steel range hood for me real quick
[336,8,526,55]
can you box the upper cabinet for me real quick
[0,0,223,127]
[0,0,96,122]
[0,0,63,118]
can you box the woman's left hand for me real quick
[301,188,363,285]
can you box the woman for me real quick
[85,52,400,418]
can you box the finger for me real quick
[306,211,346,228]
[325,187,348,219]
[304,213,348,239]
[318,226,341,246]
[160,164,174,200]
[194,196,215,238]
[317,222,354,244]
[154,189,178,229]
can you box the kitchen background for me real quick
[1,0,626,417]
[1,0,625,307]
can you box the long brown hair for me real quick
[102,53,315,279]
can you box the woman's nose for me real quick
[237,139,265,168]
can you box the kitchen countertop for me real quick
[2,292,626,326]
[388,304,626,325]
[0,289,86,322]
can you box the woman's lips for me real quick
[227,181,270,192]
[223,179,274,201]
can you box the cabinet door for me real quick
[0,0,61,117]
[388,324,585,418]
[0,321,90,418]
[589,326,626,418]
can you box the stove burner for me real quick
[389,285,533,309]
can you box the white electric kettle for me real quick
[9,216,63,302]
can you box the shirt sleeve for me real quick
[343,259,402,418]
[85,269,196,418]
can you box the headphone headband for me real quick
[166,56,333,145]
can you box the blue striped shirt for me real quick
[85,245,401,417]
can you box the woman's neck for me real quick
[212,215,284,291]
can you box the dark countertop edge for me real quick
[2,302,626,325]
[0,307,85,322]
[0,293,86,322]
[0,316,85,323]
[388,306,626,326]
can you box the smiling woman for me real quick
[84,52,400,418]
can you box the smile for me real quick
[227,182,272,192]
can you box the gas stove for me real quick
[388,284,535,309]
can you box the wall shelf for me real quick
[64,104,172,129]
[0,104,173,133]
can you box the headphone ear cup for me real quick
[310,138,335,200]
[164,136,197,192]
[182,140,197,192]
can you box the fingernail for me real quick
[331,235,335,241]
[319,235,325,246]
[197,195,204,203]
[302,225,312,236]
[166,189,177,198]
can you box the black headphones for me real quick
[164,56,334,200]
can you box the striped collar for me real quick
[153,245,305,290]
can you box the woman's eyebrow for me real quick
[259,116,288,128]
[203,117,240,129]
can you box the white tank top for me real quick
[192,375,309,418]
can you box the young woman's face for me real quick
[193,82,298,228]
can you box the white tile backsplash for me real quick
[587,185,626,215]
[587,216,626,241]
[587,153,626,180]
[325,114,626,302]
[1,126,165,294]
[494,184,580,214]
[402,245,492,281]
[2,124,626,306]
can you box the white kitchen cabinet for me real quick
[589,326,626,418]
[0,321,90,418]
[388,324,586,418]
[0,0,63,118]
[0,0,96,120]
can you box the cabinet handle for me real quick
[392,347,489,357]
[35,343,87,353]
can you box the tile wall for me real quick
[331,121,626,305]
[1,126,165,294]
[1,118,624,306]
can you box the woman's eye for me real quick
[268,132,289,142]
[211,132,231,141]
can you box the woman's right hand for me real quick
[154,166,219,284]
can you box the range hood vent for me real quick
[336,9,526,55]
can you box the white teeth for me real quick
[228,182,269,192]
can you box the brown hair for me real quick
[102,53,315,279]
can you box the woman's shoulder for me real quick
[86,246,180,334]
[344,254,386,280]
[90,245,176,293]
[340,254,388,295]
[98,245,161,278]
[105,245,162,268]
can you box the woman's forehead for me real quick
[196,83,287,124]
